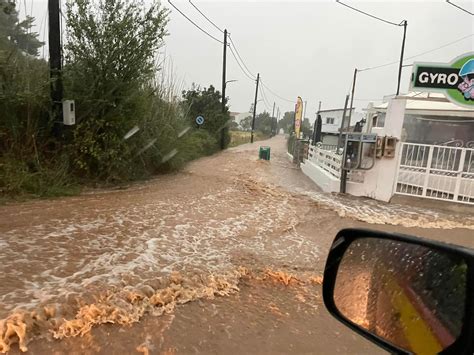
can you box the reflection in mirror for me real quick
[334,237,467,354]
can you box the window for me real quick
[326,117,335,124]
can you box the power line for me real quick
[228,44,255,81]
[260,80,294,103]
[228,35,256,78]
[259,84,272,111]
[188,0,224,33]
[335,0,403,27]
[446,0,474,15]
[359,33,474,72]
[167,0,223,44]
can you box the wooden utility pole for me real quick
[220,29,228,149]
[337,94,350,150]
[348,68,357,126]
[250,73,260,143]
[271,102,275,136]
[48,0,63,126]
[396,21,407,96]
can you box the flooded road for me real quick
[0,135,472,354]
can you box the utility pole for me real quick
[271,102,275,136]
[337,94,350,150]
[396,20,407,96]
[48,0,63,128]
[303,100,307,121]
[318,101,322,113]
[348,68,357,126]
[250,73,260,143]
[220,29,228,149]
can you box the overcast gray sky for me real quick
[27,0,474,119]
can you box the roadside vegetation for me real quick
[0,0,231,201]
[228,131,268,148]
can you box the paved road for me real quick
[1,135,472,354]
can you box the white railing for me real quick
[307,145,342,178]
[395,143,474,205]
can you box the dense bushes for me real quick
[0,0,230,199]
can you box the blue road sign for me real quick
[196,116,205,125]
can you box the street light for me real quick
[220,80,238,149]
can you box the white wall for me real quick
[319,109,363,134]
[319,110,345,134]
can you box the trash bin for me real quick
[259,146,271,161]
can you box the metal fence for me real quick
[395,143,474,205]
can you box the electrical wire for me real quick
[359,33,474,72]
[188,0,224,33]
[167,0,223,44]
[260,80,295,103]
[335,0,403,27]
[259,84,272,111]
[228,35,256,79]
[228,44,256,81]
[446,0,474,15]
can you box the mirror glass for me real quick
[334,237,467,354]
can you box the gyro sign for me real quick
[411,52,474,108]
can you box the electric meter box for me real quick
[383,136,397,158]
[63,100,76,126]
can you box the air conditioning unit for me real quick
[63,100,76,125]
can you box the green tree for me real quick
[0,0,44,56]
[64,0,169,179]
[278,111,295,134]
[181,85,231,148]
[254,111,273,136]
[240,115,252,131]
[301,117,312,138]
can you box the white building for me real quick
[300,92,474,205]
[318,108,364,134]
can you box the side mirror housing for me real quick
[323,228,474,354]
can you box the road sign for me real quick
[411,52,474,108]
[195,116,205,125]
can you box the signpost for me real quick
[411,52,474,109]
[195,116,205,126]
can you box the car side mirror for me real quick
[323,228,474,354]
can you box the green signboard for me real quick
[411,52,474,109]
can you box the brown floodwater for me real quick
[1,135,472,354]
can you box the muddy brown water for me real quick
[1,135,472,354]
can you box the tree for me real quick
[239,116,252,131]
[0,0,44,56]
[278,111,295,134]
[64,0,170,179]
[181,85,231,148]
[301,117,312,138]
[254,111,272,136]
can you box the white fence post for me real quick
[453,148,467,202]
[422,146,434,198]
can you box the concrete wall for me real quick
[301,160,340,193]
